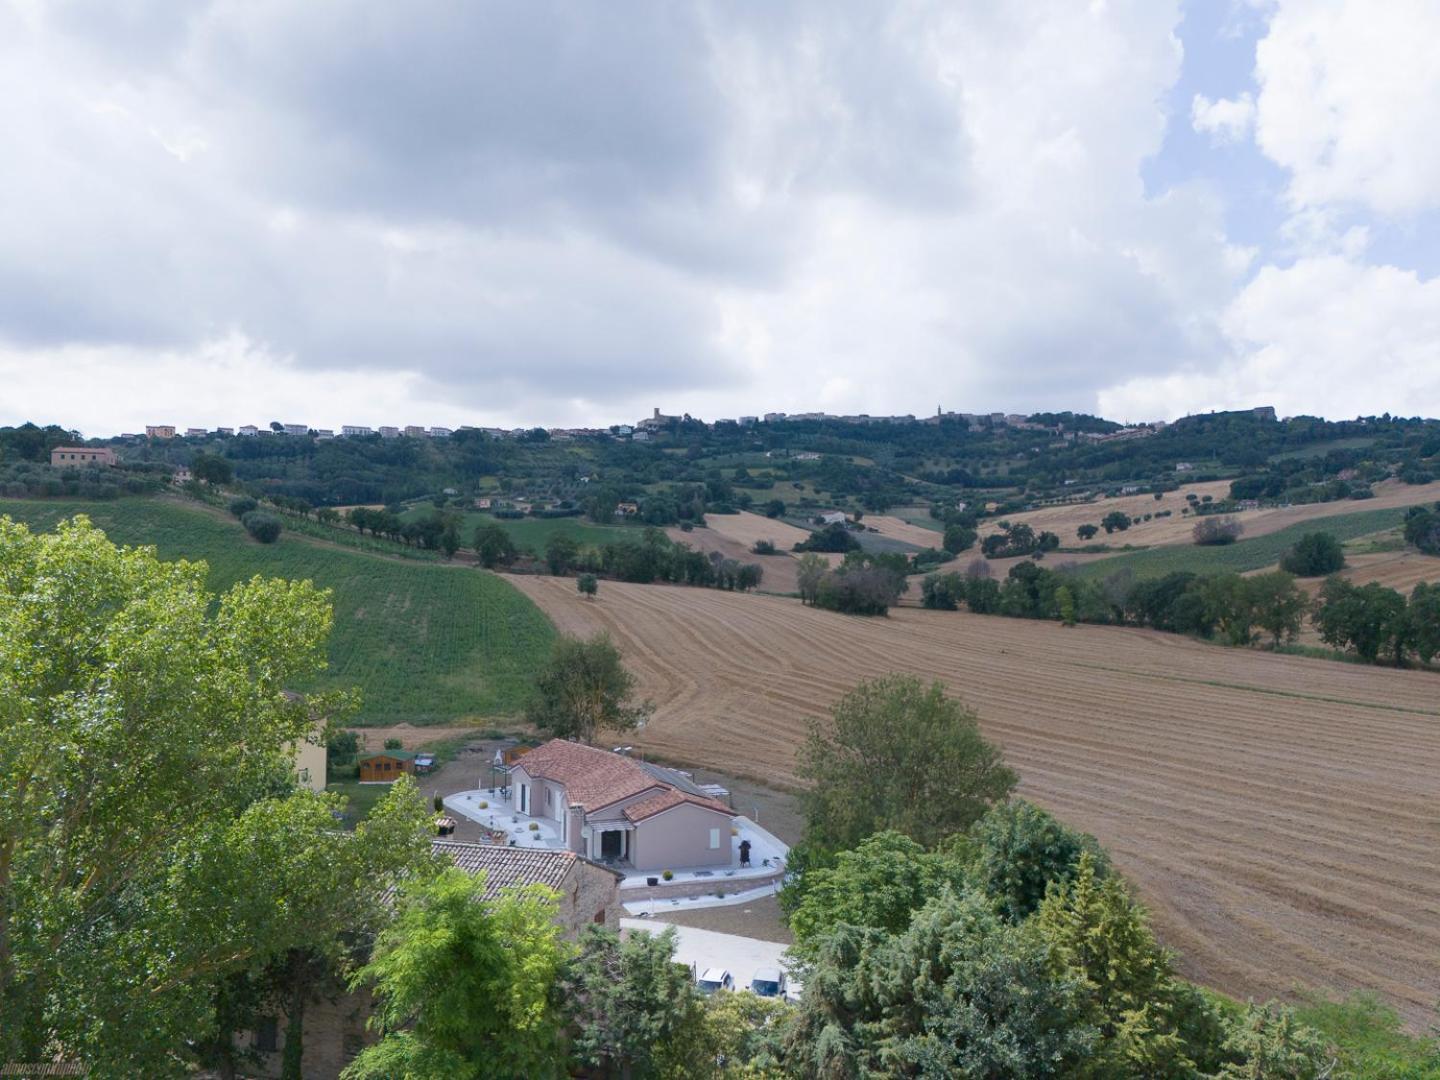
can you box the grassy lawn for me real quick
[1073,506,1416,580]
[326,779,393,829]
[1,497,554,725]
[405,507,633,553]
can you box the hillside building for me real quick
[50,446,116,467]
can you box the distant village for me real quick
[94,402,1252,448]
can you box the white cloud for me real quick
[0,0,1262,430]
[1191,93,1255,144]
[1098,256,1440,420]
[1252,0,1440,215]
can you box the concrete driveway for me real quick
[621,917,801,999]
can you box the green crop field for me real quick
[1074,506,1414,580]
[403,507,633,552]
[0,497,554,725]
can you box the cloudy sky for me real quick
[2,0,1437,435]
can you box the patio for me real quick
[443,786,790,901]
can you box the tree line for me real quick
[922,532,1440,667]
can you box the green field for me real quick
[1074,506,1414,580]
[404,507,633,552]
[1,497,554,725]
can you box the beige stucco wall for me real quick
[628,802,734,872]
[291,728,328,793]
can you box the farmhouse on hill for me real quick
[50,446,116,467]
[509,739,734,871]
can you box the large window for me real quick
[709,828,721,850]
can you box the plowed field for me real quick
[512,576,1440,1025]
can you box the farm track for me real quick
[512,576,1440,1026]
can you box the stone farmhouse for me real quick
[50,446,116,467]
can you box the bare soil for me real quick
[511,574,1440,1027]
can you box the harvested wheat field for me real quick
[864,514,946,548]
[979,478,1440,551]
[666,524,806,594]
[701,510,813,549]
[512,575,1440,1026]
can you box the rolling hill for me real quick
[0,497,554,724]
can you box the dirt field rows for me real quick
[965,478,1440,551]
[512,576,1440,1025]
[701,510,813,549]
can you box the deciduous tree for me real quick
[524,632,652,744]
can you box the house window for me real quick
[256,1017,279,1053]
[593,908,607,924]
[709,828,721,850]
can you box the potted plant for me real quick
[662,869,674,882]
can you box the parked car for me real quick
[696,967,734,995]
[749,967,787,998]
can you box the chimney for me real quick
[568,804,586,855]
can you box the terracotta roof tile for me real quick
[623,787,734,822]
[432,841,578,897]
[514,740,660,810]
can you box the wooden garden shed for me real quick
[358,750,416,783]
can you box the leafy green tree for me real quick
[344,867,571,1080]
[1314,578,1409,663]
[560,924,708,1079]
[583,488,621,524]
[968,800,1106,922]
[1193,516,1244,546]
[524,632,652,744]
[1402,503,1440,555]
[764,498,786,518]
[921,571,964,610]
[1279,532,1345,577]
[546,533,580,575]
[0,515,410,1074]
[943,523,977,554]
[1078,523,1100,541]
[785,832,967,957]
[192,779,433,1077]
[1031,851,1228,1075]
[473,522,519,568]
[229,495,258,517]
[243,510,283,543]
[577,572,599,600]
[786,891,1098,1078]
[1408,582,1440,664]
[1217,1003,1335,1080]
[1102,511,1132,534]
[1246,571,1308,647]
[192,453,234,485]
[694,992,793,1078]
[1056,584,1077,626]
[795,675,1015,855]
[795,552,828,605]
[1194,573,1256,645]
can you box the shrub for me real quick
[228,496,258,518]
[1193,516,1243,546]
[576,573,599,599]
[384,737,403,750]
[1280,532,1346,577]
[478,801,488,809]
[241,510,282,543]
[662,869,674,881]
[434,794,444,813]
[528,822,539,832]
[751,539,777,555]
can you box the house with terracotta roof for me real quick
[509,740,735,871]
[432,840,622,934]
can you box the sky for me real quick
[1,0,1438,436]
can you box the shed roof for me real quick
[360,749,417,761]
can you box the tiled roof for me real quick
[433,841,579,897]
[623,787,734,822]
[515,740,660,810]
